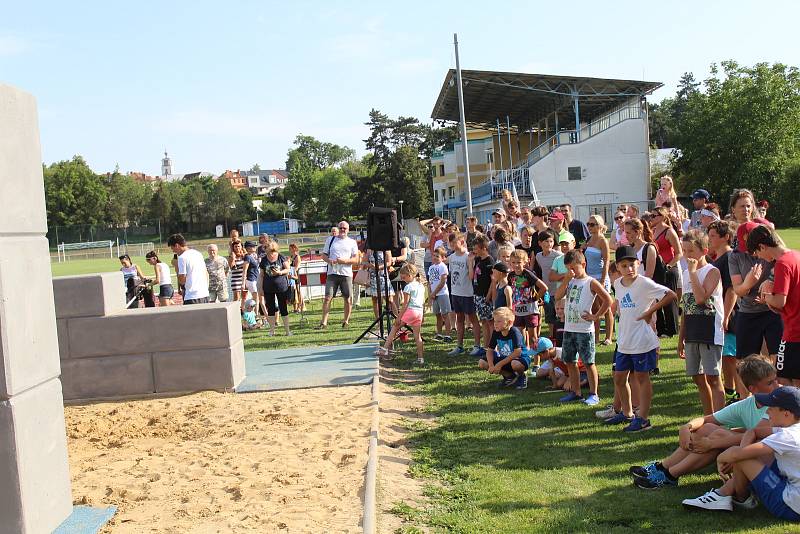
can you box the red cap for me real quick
[736,221,761,253]
[549,211,565,221]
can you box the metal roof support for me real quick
[506,116,513,170]
[554,110,559,139]
[453,33,473,215]
[572,87,581,142]
[496,118,504,171]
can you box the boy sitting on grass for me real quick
[532,337,557,379]
[631,355,778,489]
[241,299,262,330]
[479,307,530,390]
[682,385,800,519]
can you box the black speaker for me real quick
[367,207,399,250]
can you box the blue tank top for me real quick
[584,246,604,280]
[494,283,512,309]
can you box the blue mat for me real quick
[53,505,116,534]
[237,343,378,392]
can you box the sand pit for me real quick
[65,386,372,533]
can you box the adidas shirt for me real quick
[613,275,669,354]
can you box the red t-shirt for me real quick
[772,250,800,341]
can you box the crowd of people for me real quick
[370,182,800,522]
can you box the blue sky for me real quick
[2,1,798,175]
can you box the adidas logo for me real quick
[621,293,635,309]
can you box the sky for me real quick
[2,1,799,176]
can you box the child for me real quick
[532,337,557,379]
[631,355,778,489]
[478,307,530,390]
[682,385,800,519]
[241,299,261,330]
[492,261,514,311]
[678,229,725,415]
[145,251,174,306]
[549,232,576,298]
[448,233,481,356]
[508,250,548,360]
[536,229,563,339]
[550,350,589,393]
[376,264,425,365]
[243,241,261,310]
[472,235,495,356]
[427,247,452,342]
[555,249,613,405]
[605,246,677,432]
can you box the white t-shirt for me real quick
[324,236,359,277]
[428,263,449,297]
[448,252,473,297]
[403,280,425,311]
[613,275,669,354]
[178,248,209,300]
[681,263,724,346]
[156,262,172,287]
[564,277,595,334]
[762,423,800,514]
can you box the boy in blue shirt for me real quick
[478,307,530,390]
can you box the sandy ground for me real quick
[376,366,433,534]
[65,386,371,533]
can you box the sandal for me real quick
[316,323,327,330]
[342,321,350,328]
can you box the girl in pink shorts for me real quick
[375,264,426,364]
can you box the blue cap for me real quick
[532,337,554,355]
[692,189,710,200]
[754,386,800,417]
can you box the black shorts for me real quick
[777,341,800,380]
[391,279,407,292]
[735,311,783,358]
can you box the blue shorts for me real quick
[751,461,800,522]
[451,294,476,314]
[481,352,531,373]
[722,332,737,357]
[159,284,175,298]
[614,349,658,373]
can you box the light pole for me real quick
[398,200,404,224]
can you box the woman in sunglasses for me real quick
[609,209,629,250]
[584,214,613,345]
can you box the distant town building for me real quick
[159,150,217,182]
[245,169,288,195]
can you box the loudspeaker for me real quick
[367,207,399,251]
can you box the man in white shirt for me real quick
[168,234,210,305]
[319,221,360,328]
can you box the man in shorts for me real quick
[319,220,359,329]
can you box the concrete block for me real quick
[153,339,245,393]
[52,272,126,319]
[0,236,62,399]
[0,378,72,534]
[67,302,242,359]
[0,84,47,235]
[56,319,69,360]
[61,354,154,401]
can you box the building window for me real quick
[432,166,437,178]
[448,186,455,199]
[486,152,494,164]
[434,190,439,202]
[439,164,445,176]
[568,166,582,181]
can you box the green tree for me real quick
[385,146,431,218]
[313,167,353,223]
[208,177,239,224]
[43,155,108,226]
[234,188,256,222]
[673,61,800,226]
[105,172,152,227]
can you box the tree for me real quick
[43,156,108,227]
[385,146,431,218]
[208,177,239,224]
[673,61,800,227]
[250,163,261,172]
[313,167,353,223]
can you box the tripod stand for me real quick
[355,250,394,343]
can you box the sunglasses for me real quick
[614,216,624,221]
[587,222,598,227]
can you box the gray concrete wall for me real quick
[0,84,73,534]
[54,273,245,401]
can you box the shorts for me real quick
[750,461,800,522]
[722,332,737,357]
[474,295,494,321]
[391,279,407,292]
[451,294,476,314]
[561,331,596,365]
[159,284,175,298]
[401,308,423,327]
[514,314,540,330]
[735,310,783,358]
[184,297,209,305]
[684,342,722,376]
[777,340,800,380]
[325,274,352,299]
[245,279,259,294]
[480,353,531,373]
[614,349,658,373]
[432,294,452,315]
[543,298,558,324]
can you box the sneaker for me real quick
[374,347,388,356]
[434,333,444,341]
[499,376,516,388]
[515,374,528,390]
[650,367,661,375]
[559,392,584,403]
[468,346,483,357]
[529,365,540,375]
[682,489,732,512]
[733,491,759,510]
[604,412,633,425]
[595,405,617,419]
[624,417,653,433]
[633,468,677,489]
[583,394,600,406]
[441,335,453,343]
[448,346,465,356]
[629,461,658,479]
[415,357,425,366]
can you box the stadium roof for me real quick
[431,69,662,132]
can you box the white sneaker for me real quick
[595,405,617,419]
[733,491,759,510]
[682,489,732,512]
[468,346,483,357]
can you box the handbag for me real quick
[354,268,370,286]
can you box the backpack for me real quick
[641,243,671,288]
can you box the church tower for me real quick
[161,150,172,177]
